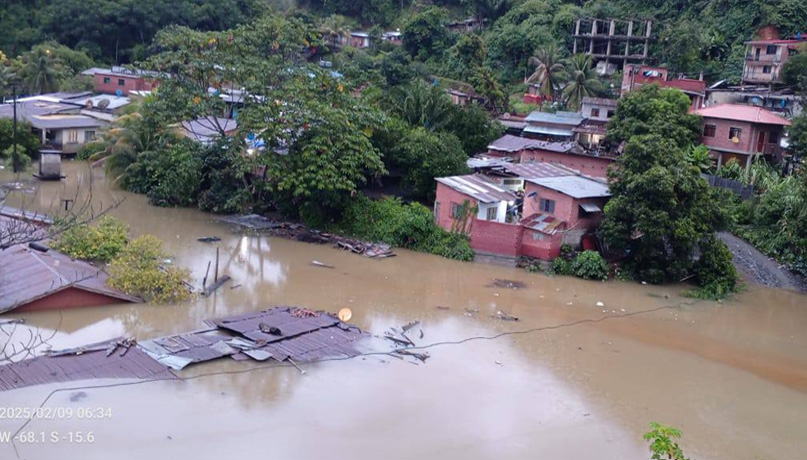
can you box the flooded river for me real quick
[1,162,806,460]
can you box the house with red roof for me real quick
[692,104,791,168]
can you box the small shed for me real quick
[35,149,63,180]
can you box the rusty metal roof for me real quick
[487,134,579,153]
[0,244,143,313]
[0,340,177,391]
[520,213,565,235]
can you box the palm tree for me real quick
[387,80,455,132]
[319,15,352,48]
[526,42,566,101]
[0,65,16,99]
[21,48,62,95]
[562,54,601,110]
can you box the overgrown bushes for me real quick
[52,215,129,262]
[547,247,609,281]
[335,195,474,261]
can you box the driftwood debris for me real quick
[203,275,232,296]
[491,310,519,321]
[489,279,527,289]
[464,308,480,317]
[311,260,335,269]
[393,349,430,363]
[220,215,396,259]
[197,236,221,243]
[402,320,420,333]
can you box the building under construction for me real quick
[573,18,653,75]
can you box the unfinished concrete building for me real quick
[573,18,653,75]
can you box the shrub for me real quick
[687,236,739,300]
[549,256,573,276]
[571,250,609,280]
[107,235,192,304]
[77,141,107,161]
[52,216,129,263]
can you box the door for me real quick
[755,48,761,61]
[756,131,765,152]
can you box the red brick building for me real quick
[622,65,706,110]
[93,70,156,96]
[692,104,791,168]
[483,134,615,178]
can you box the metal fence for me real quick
[704,174,755,200]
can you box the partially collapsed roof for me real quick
[521,213,565,235]
[435,175,516,204]
[0,245,142,313]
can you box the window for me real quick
[766,45,777,55]
[486,207,497,221]
[762,66,772,74]
[66,130,78,143]
[703,124,716,137]
[606,110,615,118]
[103,77,111,84]
[769,131,779,144]
[539,198,555,214]
[84,130,96,141]
[450,202,462,219]
[590,108,600,117]
[118,79,126,86]
[728,127,742,141]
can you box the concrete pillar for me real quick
[625,21,633,56]
[573,38,578,54]
[745,154,753,171]
[609,20,615,36]
[40,129,46,145]
[575,19,581,36]
[716,152,723,168]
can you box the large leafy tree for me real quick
[607,85,702,148]
[602,87,736,292]
[391,127,468,200]
[387,80,456,132]
[20,47,63,94]
[402,6,452,62]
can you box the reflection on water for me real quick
[1,162,807,460]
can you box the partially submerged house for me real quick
[434,160,610,260]
[0,97,107,155]
[0,243,142,314]
[692,104,791,167]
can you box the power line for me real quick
[9,299,697,458]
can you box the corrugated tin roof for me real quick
[693,104,791,126]
[580,202,603,213]
[0,245,142,313]
[0,340,177,391]
[523,125,575,137]
[520,213,565,234]
[497,161,573,179]
[527,176,611,199]
[435,175,516,204]
[524,111,585,126]
[487,134,578,153]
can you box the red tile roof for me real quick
[692,104,791,126]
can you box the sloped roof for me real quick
[496,161,574,179]
[692,104,791,126]
[520,213,565,235]
[526,176,611,199]
[0,245,142,313]
[524,111,585,126]
[436,175,516,204]
[487,134,579,153]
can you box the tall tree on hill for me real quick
[463,0,510,27]
[562,54,600,110]
[526,42,566,100]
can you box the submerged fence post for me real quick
[215,247,220,283]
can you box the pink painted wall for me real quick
[520,229,563,260]
[470,219,523,257]
[518,150,613,178]
[700,117,785,160]
[434,183,478,233]
[94,73,155,96]
[524,182,608,230]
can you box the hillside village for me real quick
[0,2,806,459]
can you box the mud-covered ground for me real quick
[719,232,807,293]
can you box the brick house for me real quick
[93,69,157,96]
[622,65,706,110]
[523,111,585,141]
[743,39,803,85]
[482,134,615,178]
[434,164,610,260]
[692,104,791,167]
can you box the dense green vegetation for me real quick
[602,86,739,297]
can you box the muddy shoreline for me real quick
[719,232,807,293]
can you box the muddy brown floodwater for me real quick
[1,162,806,460]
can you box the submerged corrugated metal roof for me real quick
[0,245,142,313]
[435,175,516,204]
[526,176,611,199]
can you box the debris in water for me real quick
[566,302,573,306]
[596,301,605,307]
[230,284,242,289]
[197,236,221,243]
[436,306,450,310]
[69,391,88,402]
[495,360,503,365]
[290,307,318,318]
[492,310,519,321]
[402,320,420,333]
[489,279,526,289]
[311,260,335,269]
[394,349,430,363]
[464,308,479,317]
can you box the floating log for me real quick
[203,275,232,296]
